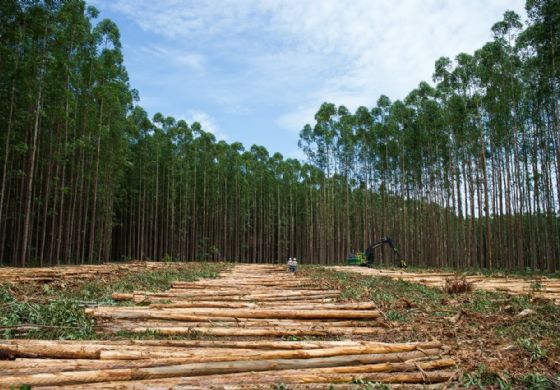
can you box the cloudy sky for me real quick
[90,0,526,159]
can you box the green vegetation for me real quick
[0,283,95,339]
[385,310,408,322]
[0,262,225,339]
[303,267,560,385]
[351,378,391,390]
[11,385,31,390]
[522,373,556,390]
[0,1,558,272]
[380,264,560,280]
[280,335,343,342]
[462,365,513,389]
[114,329,206,341]
[108,263,224,296]
[519,339,549,362]
[305,266,444,306]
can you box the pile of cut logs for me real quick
[1,264,457,388]
[0,339,455,388]
[92,265,386,337]
[0,261,187,283]
[334,266,560,304]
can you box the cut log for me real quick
[0,355,454,387]
[117,325,386,336]
[99,319,387,328]
[97,344,442,361]
[111,293,133,301]
[3,339,393,354]
[0,349,443,376]
[87,308,381,320]
[148,301,376,310]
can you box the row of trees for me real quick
[1,0,559,270]
[0,1,133,266]
[299,6,560,270]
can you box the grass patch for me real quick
[519,339,548,362]
[280,335,343,342]
[382,264,560,280]
[67,262,226,303]
[110,264,224,295]
[351,378,391,390]
[385,309,408,322]
[497,306,560,348]
[0,284,95,339]
[462,365,511,389]
[1,262,228,340]
[113,329,207,340]
[521,373,557,389]
[303,265,444,308]
[301,265,560,384]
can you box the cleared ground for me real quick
[1,262,558,388]
[1,264,456,388]
[332,266,560,305]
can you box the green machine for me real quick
[346,251,365,265]
[346,237,407,268]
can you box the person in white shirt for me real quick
[289,257,297,273]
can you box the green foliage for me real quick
[114,329,205,340]
[530,280,544,292]
[0,283,95,340]
[519,338,548,362]
[281,334,342,342]
[385,310,407,322]
[462,290,533,314]
[283,335,303,342]
[462,365,507,388]
[111,263,223,294]
[1,0,560,274]
[522,373,554,390]
[0,263,225,340]
[10,385,31,390]
[350,378,390,390]
[305,266,442,307]
[496,301,560,347]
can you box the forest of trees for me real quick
[0,0,559,270]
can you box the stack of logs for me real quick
[0,261,188,283]
[333,266,560,304]
[93,265,386,337]
[0,339,455,388]
[1,264,457,388]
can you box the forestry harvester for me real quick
[347,237,407,268]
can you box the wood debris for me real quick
[0,261,190,283]
[1,264,457,388]
[334,266,560,304]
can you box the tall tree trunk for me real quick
[21,41,48,266]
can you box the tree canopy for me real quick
[0,0,559,270]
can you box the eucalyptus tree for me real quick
[2,0,559,270]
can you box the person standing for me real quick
[288,257,297,273]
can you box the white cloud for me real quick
[138,46,206,71]
[184,110,229,141]
[95,0,527,135]
[276,106,318,133]
[285,149,307,161]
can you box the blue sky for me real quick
[90,0,525,160]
